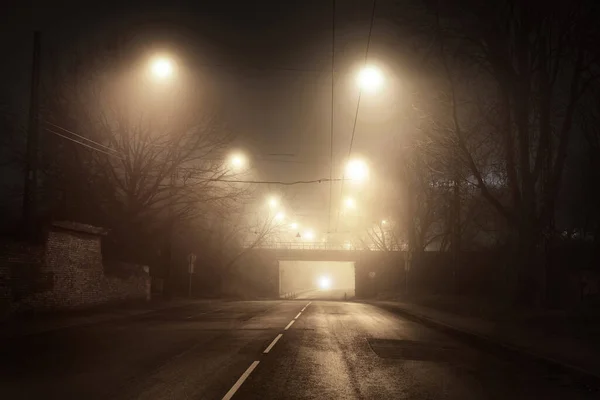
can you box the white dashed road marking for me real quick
[221,301,312,399]
[263,334,283,354]
[284,320,295,330]
[301,301,311,311]
[222,361,260,400]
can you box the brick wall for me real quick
[3,221,150,315]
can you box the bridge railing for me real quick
[244,242,394,251]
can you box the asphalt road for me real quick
[296,288,355,300]
[0,300,597,399]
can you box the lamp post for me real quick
[147,54,177,297]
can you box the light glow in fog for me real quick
[318,276,331,290]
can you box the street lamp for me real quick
[381,219,388,225]
[228,152,247,171]
[344,197,356,210]
[150,56,175,80]
[345,159,369,183]
[303,230,315,241]
[267,196,279,209]
[275,211,285,222]
[357,66,384,92]
[290,222,299,230]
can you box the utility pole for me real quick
[451,149,461,294]
[164,168,177,299]
[23,31,41,227]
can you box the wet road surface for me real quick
[0,300,597,399]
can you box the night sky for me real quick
[2,0,404,234]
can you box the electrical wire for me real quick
[45,128,125,159]
[46,127,344,187]
[43,120,121,154]
[196,62,326,74]
[203,178,345,185]
[334,0,377,233]
[328,0,336,234]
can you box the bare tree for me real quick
[39,35,248,263]
[397,0,600,303]
[576,85,600,243]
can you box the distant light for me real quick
[357,66,384,92]
[150,57,174,80]
[344,241,352,250]
[303,230,315,241]
[290,222,298,230]
[345,159,369,183]
[268,196,279,208]
[381,219,387,225]
[275,211,285,222]
[318,276,331,290]
[344,197,356,210]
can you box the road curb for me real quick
[368,301,600,388]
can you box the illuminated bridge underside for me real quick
[236,242,405,298]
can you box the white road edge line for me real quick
[221,360,260,400]
[263,334,283,354]
[284,320,295,330]
[294,312,302,319]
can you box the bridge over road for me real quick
[235,242,406,298]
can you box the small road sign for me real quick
[188,253,196,274]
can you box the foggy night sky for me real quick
[1,0,407,234]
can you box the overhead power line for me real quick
[45,128,124,159]
[44,128,343,184]
[328,0,336,234]
[335,0,377,233]
[43,120,121,154]
[204,178,345,185]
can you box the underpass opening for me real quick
[278,260,355,300]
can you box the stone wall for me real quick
[2,221,150,316]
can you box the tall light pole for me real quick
[148,54,177,297]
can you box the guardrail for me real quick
[245,242,386,251]
[280,288,315,299]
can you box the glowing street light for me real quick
[344,197,356,210]
[345,159,369,183]
[290,222,299,230]
[150,56,175,80]
[357,65,384,92]
[275,211,285,222]
[381,219,388,225]
[228,152,247,170]
[267,196,279,209]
